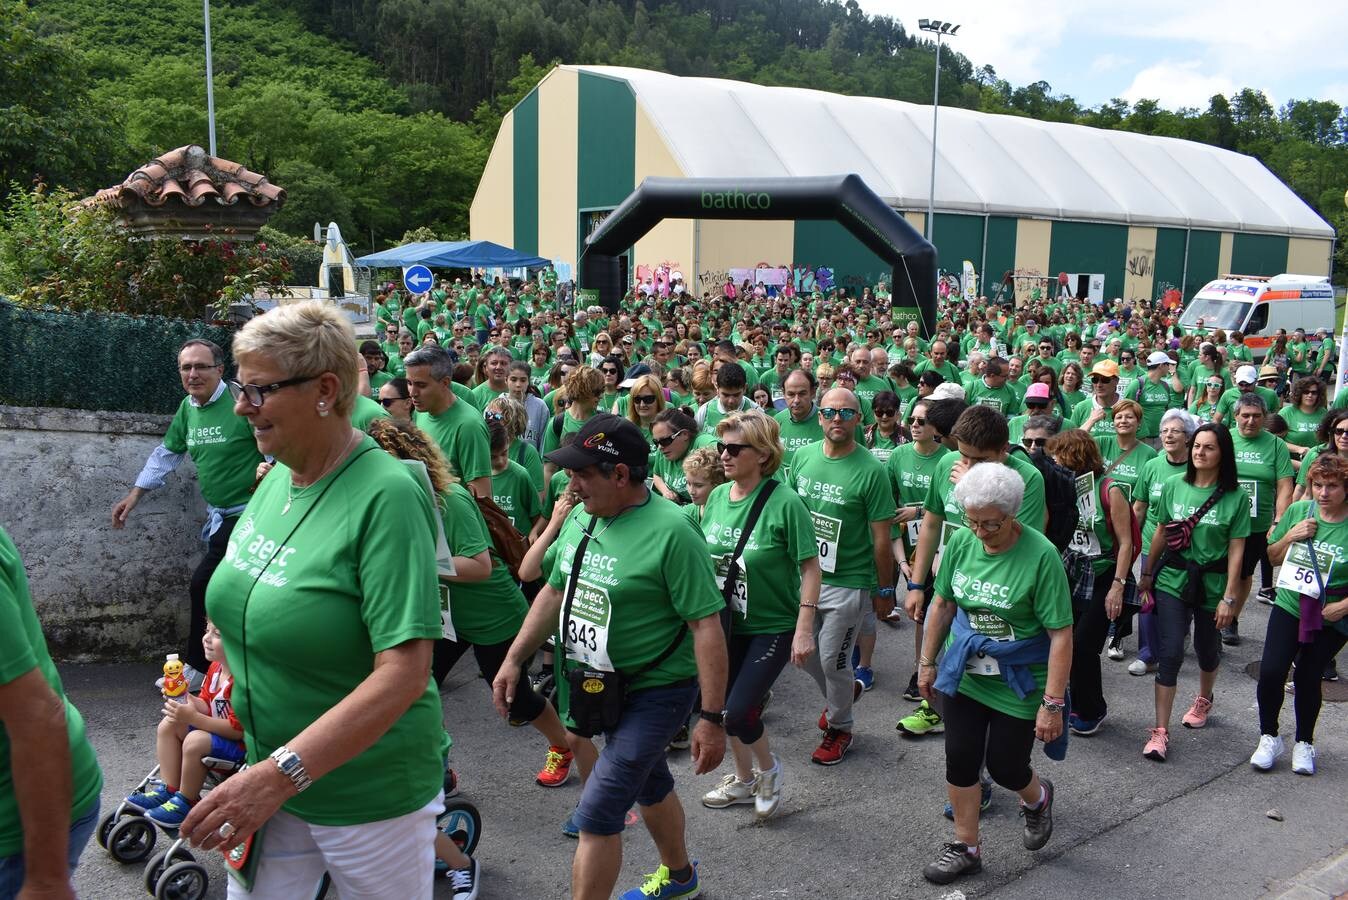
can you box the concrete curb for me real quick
[1268,846,1348,899]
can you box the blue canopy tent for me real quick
[355,240,550,269]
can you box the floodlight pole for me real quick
[204,0,217,157]
[919,20,960,242]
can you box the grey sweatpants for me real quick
[802,584,866,732]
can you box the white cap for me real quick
[1236,365,1258,385]
[1146,351,1175,367]
[929,382,966,401]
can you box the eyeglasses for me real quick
[961,514,1008,533]
[874,408,897,418]
[228,375,317,407]
[717,441,752,457]
[179,363,222,373]
[653,429,687,448]
[819,407,859,421]
[1334,428,1348,439]
[1121,356,1135,363]
[378,396,409,408]
[1023,437,1048,448]
[907,416,926,426]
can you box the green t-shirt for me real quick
[775,409,824,477]
[923,451,1047,536]
[206,438,444,825]
[887,442,951,553]
[441,483,529,645]
[1152,479,1251,610]
[0,526,102,856]
[1216,386,1279,422]
[1136,377,1181,439]
[490,459,542,536]
[1134,454,1188,549]
[473,380,507,409]
[866,430,901,467]
[649,433,716,503]
[541,408,595,456]
[789,442,895,589]
[700,480,818,634]
[697,396,755,435]
[509,438,545,493]
[350,393,390,433]
[162,390,264,509]
[934,526,1073,720]
[1278,405,1324,449]
[1067,397,1118,437]
[1268,501,1348,637]
[1296,443,1328,486]
[1093,437,1157,501]
[1231,430,1293,532]
[415,400,491,483]
[544,493,723,691]
[965,379,1020,415]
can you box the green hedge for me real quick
[0,299,235,415]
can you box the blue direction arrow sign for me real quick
[403,264,433,294]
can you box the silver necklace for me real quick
[282,431,359,515]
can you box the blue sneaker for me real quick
[854,665,875,692]
[619,862,699,899]
[1069,711,1107,736]
[943,781,993,821]
[125,783,173,812]
[146,792,193,828]
[560,809,580,839]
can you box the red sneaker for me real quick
[536,746,574,787]
[818,709,829,731]
[811,728,854,766]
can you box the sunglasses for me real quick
[601,367,619,375]
[632,394,658,405]
[874,408,897,417]
[1089,375,1116,384]
[819,407,859,421]
[1334,428,1348,439]
[907,416,926,426]
[1024,437,1048,448]
[1026,401,1048,409]
[653,429,687,448]
[379,396,409,408]
[484,411,503,421]
[717,441,752,457]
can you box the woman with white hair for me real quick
[181,302,445,897]
[917,463,1073,886]
[1128,409,1199,675]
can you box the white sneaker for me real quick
[1107,645,1126,661]
[702,773,757,808]
[1250,734,1285,771]
[754,756,783,821]
[1128,658,1157,676]
[1292,741,1316,776]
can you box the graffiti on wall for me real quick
[1124,245,1155,303]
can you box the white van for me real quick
[1178,274,1336,359]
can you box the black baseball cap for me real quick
[544,414,649,470]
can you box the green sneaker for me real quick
[897,700,944,736]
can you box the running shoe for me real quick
[755,757,783,821]
[1325,660,1340,682]
[1143,727,1169,761]
[851,643,860,670]
[811,728,854,765]
[145,792,193,828]
[1068,711,1107,737]
[445,857,481,900]
[902,672,922,702]
[445,767,460,798]
[125,783,173,812]
[1257,587,1276,606]
[536,746,574,787]
[1292,741,1316,776]
[854,665,875,692]
[1181,694,1213,729]
[560,808,580,838]
[1020,778,1054,851]
[942,780,993,820]
[619,862,699,899]
[1127,658,1157,676]
[818,708,829,731]
[1249,734,1285,771]
[667,724,691,752]
[1107,644,1126,661]
[922,842,982,885]
[1220,623,1241,646]
[882,608,904,627]
[701,774,756,809]
[897,700,944,736]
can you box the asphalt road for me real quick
[65,595,1346,899]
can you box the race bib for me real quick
[1071,472,1101,556]
[810,510,842,574]
[560,579,615,671]
[977,397,1004,412]
[714,553,749,615]
[903,502,924,547]
[1237,479,1258,518]
[1069,526,1101,556]
[1275,542,1334,598]
[437,583,457,642]
[964,612,1015,677]
[932,520,963,575]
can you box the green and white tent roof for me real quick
[573,65,1333,239]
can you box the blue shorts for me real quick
[208,733,247,763]
[572,681,698,837]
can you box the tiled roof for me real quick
[92,145,285,210]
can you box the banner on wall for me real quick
[1334,327,1348,404]
[962,261,978,302]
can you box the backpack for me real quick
[473,494,528,580]
[1011,445,1079,552]
[1100,477,1142,566]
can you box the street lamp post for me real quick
[918,19,960,243]
[204,0,217,157]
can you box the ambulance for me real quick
[1178,274,1336,359]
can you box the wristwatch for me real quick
[1112,576,1128,586]
[697,709,726,727]
[270,745,313,793]
[1221,596,1237,607]
[1041,696,1066,714]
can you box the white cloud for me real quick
[1089,53,1130,75]
[1121,62,1235,109]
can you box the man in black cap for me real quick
[493,413,728,900]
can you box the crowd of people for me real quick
[3,271,1347,899]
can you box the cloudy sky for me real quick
[857,0,1348,113]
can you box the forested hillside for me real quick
[6,0,1346,273]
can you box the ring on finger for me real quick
[217,822,237,840]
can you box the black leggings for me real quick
[724,631,792,744]
[1070,570,1115,720]
[433,636,547,724]
[1256,605,1348,744]
[1154,590,1223,688]
[942,690,1035,792]
[186,516,237,672]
